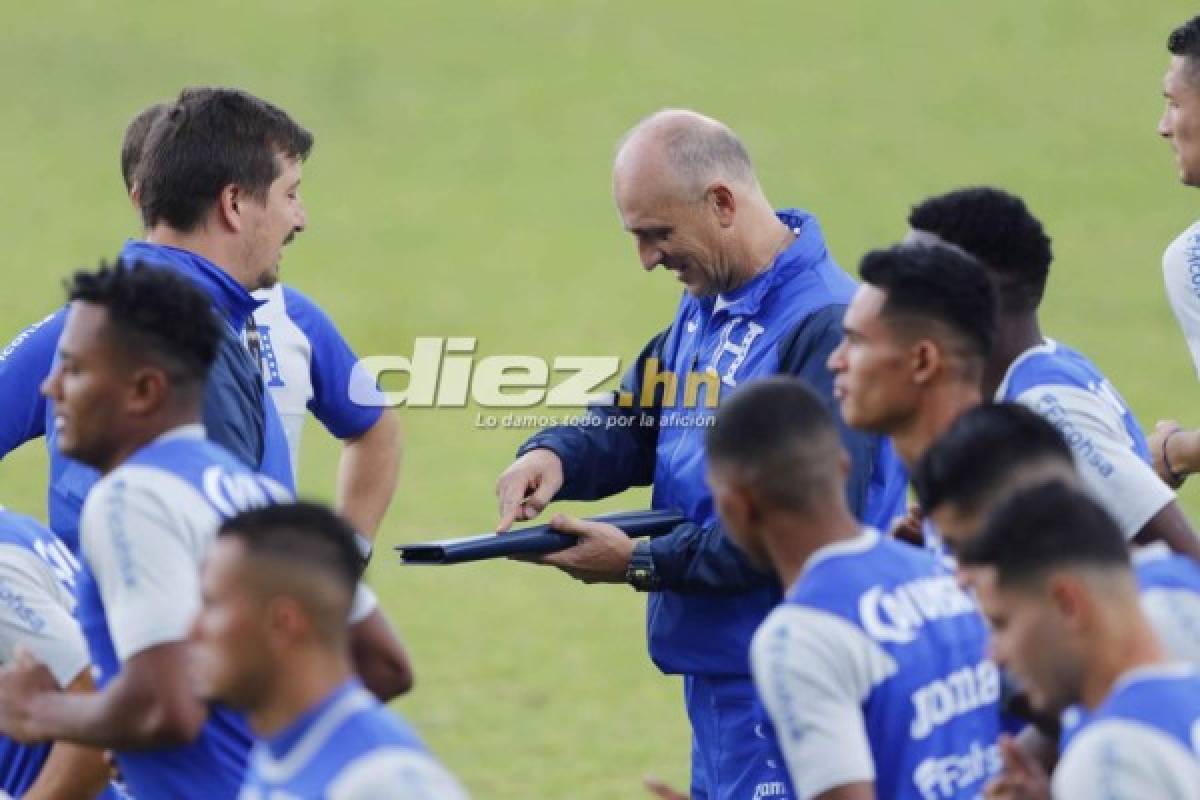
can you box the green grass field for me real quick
[2,2,1199,796]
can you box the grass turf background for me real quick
[1,2,1198,796]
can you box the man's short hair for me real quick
[120,102,169,192]
[1169,16,1200,83]
[218,503,363,632]
[958,481,1131,588]
[619,110,757,199]
[912,403,1073,516]
[908,187,1053,314]
[859,242,996,363]
[706,376,842,511]
[66,260,220,387]
[137,87,313,232]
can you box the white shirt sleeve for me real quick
[349,581,378,625]
[80,469,217,662]
[1013,385,1173,539]
[1162,222,1200,379]
[0,544,89,687]
[750,605,896,799]
[1141,588,1200,666]
[1053,719,1200,798]
[328,748,470,800]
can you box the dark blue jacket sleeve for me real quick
[516,331,665,500]
[0,310,64,457]
[647,304,885,593]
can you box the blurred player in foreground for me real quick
[963,483,1200,798]
[193,503,468,799]
[706,377,1000,799]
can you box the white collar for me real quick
[798,527,880,581]
[993,338,1058,400]
[152,423,206,443]
[1110,662,1198,695]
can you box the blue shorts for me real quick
[685,675,792,800]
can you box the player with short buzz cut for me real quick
[827,240,995,561]
[119,101,401,541]
[706,376,1000,800]
[906,186,1200,560]
[192,502,469,800]
[962,482,1200,799]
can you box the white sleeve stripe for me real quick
[1054,718,1200,798]
[751,605,895,797]
[0,544,89,687]
[1013,386,1173,538]
[328,748,470,800]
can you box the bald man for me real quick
[494,110,906,800]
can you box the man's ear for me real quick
[265,596,309,649]
[216,184,244,233]
[837,448,851,482]
[126,365,171,418]
[1048,574,1090,633]
[707,183,737,227]
[910,338,944,385]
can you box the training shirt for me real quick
[1055,664,1200,797]
[1163,220,1200,377]
[751,529,1000,799]
[239,680,468,800]
[1135,543,1200,664]
[250,284,382,477]
[995,339,1172,539]
[77,426,291,799]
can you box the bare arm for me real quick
[21,669,110,800]
[1133,501,1200,561]
[337,410,401,540]
[816,784,875,800]
[0,642,206,751]
[350,608,413,702]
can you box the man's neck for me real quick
[249,650,354,739]
[144,225,251,290]
[99,411,203,475]
[985,312,1043,397]
[764,505,862,590]
[725,208,794,291]
[891,382,983,469]
[1079,609,1167,711]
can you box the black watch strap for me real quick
[626,540,662,592]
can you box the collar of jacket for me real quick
[118,239,266,331]
[698,208,829,318]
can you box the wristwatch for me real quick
[626,540,662,592]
